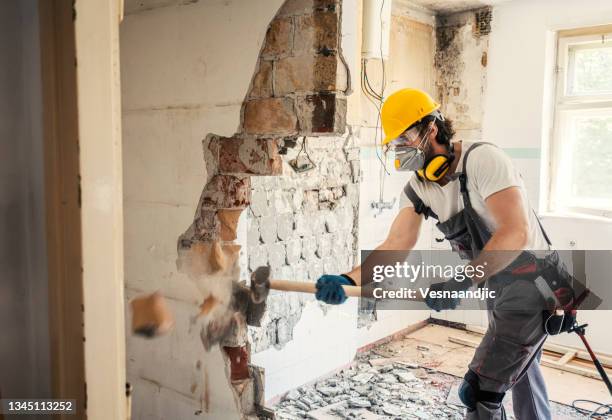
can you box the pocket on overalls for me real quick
[471,333,534,387]
[436,212,474,260]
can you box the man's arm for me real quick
[345,206,423,285]
[467,186,530,284]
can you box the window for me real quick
[550,29,612,217]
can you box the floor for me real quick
[273,324,607,419]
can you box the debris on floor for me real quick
[274,332,591,419]
[274,351,463,419]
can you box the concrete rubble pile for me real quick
[274,352,465,420]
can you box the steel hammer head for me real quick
[251,266,271,304]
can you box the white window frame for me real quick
[549,30,612,218]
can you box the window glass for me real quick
[568,42,612,95]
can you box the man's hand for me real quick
[315,274,356,305]
[424,276,473,311]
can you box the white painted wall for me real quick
[480,0,612,354]
[354,2,435,350]
[121,1,282,417]
[363,0,612,356]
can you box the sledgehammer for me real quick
[129,266,364,338]
[250,265,363,297]
[269,279,362,297]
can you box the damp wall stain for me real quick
[434,7,491,140]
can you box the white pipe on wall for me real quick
[362,0,393,59]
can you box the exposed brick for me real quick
[262,18,293,58]
[259,215,278,244]
[218,137,282,176]
[201,175,250,209]
[218,209,242,241]
[243,98,297,136]
[276,213,294,240]
[296,93,346,134]
[249,245,268,271]
[268,242,286,267]
[274,55,337,95]
[223,346,250,381]
[249,189,270,217]
[286,239,302,265]
[293,12,338,55]
[249,60,273,98]
[195,209,219,242]
[303,190,319,211]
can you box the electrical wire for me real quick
[360,0,396,208]
[571,399,611,418]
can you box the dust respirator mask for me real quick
[391,119,455,182]
[391,124,432,172]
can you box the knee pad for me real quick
[458,379,477,410]
[462,370,506,407]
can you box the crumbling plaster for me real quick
[435,7,491,141]
[121,1,284,418]
[123,0,355,417]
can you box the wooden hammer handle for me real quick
[269,279,362,297]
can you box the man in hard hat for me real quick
[315,88,558,419]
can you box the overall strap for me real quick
[459,142,553,247]
[534,213,553,246]
[458,142,495,199]
[403,183,439,220]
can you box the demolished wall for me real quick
[122,0,351,418]
[121,1,284,418]
[243,0,358,352]
[177,0,351,415]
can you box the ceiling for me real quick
[406,0,513,14]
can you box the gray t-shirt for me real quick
[399,141,550,250]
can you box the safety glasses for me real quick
[389,124,427,149]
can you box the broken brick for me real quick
[293,11,338,55]
[261,18,293,58]
[130,292,174,337]
[195,209,220,242]
[223,346,250,381]
[249,60,273,98]
[243,98,298,135]
[217,209,242,241]
[209,240,226,272]
[296,93,346,134]
[200,175,250,209]
[274,55,338,95]
[218,137,282,176]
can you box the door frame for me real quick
[40,1,126,419]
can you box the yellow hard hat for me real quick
[381,88,440,145]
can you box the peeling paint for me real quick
[435,7,491,139]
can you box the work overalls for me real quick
[404,142,573,420]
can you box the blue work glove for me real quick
[424,277,473,312]
[315,274,356,305]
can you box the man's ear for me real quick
[428,121,439,144]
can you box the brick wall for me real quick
[175,0,354,416]
[239,0,358,353]
[247,135,359,351]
